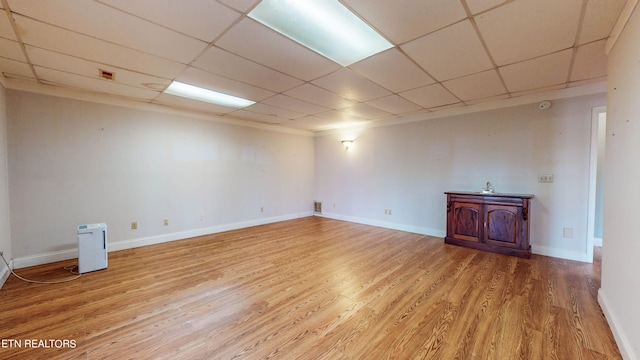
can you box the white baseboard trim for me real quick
[0,259,12,289]
[598,289,638,360]
[108,212,311,252]
[12,249,75,270]
[318,213,596,262]
[12,212,312,269]
[530,244,591,262]
[11,212,594,269]
[315,212,446,238]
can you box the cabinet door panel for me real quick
[445,192,531,257]
[485,205,518,246]
[452,202,481,242]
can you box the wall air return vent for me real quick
[99,69,114,80]
[314,201,323,214]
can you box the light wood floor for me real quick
[0,217,620,359]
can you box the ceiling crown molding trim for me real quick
[606,0,638,54]
[3,78,313,137]
[314,81,607,137]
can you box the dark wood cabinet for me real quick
[445,191,533,258]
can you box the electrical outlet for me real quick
[260,206,264,213]
[538,174,554,183]
[563,228,574,238]
[163,219,169,226]
[131,221,138,230]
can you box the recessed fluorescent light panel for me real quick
[164,81,255,108]
[248,0,393,66]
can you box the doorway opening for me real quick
[587,106,606,262]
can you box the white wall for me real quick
[315,93,605,262]
[600,5,640,360]
[0,81,13,286]
[6,90,314,267]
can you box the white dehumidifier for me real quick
[77,223,108,274]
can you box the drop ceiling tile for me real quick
[475,0,582,65]
[0,38,25,62]
[399,84,460,109]
[176,67,275,102]
[312,68,392,102]
[510,84,567,98]
[429,102,466,112]
[0,0,621,133]
[15,15,185,78]
[465,94,510,105]
[3,74,39,84]
[314,109,366,122]
[292,115,367,131]
[349,48,435,93]
[569,76,607,88]
[321,118,370,130]
[100,0,241,42]
[577,0,627,44]
[27,46,171,91]
[284,84,355,110]
[570,40,607,82]
[402,20,493,81]
[261,95,330,115]
[217,0,260,13]
[340,103,391,120]
[279,117,333,132]
[35,66,160,100]
[466,0,508,14]
[154,93,237,114]
[0,11,16,40]
[192,47,303,93]
[343,0,467,43]
[215,18,340,81]
[365,95,422,115]
[8,0,207,64]
[500,49,573,93]
[443,70,506,101]
[332,118,371,129]
[243,103,306,120]
[0,58,33,78]
[229,109,293,124]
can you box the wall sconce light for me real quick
[341,140,354,149]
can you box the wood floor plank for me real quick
[0,217,621,359]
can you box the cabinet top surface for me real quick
[445,191,534,199]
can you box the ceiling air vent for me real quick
[99,69,114,81]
